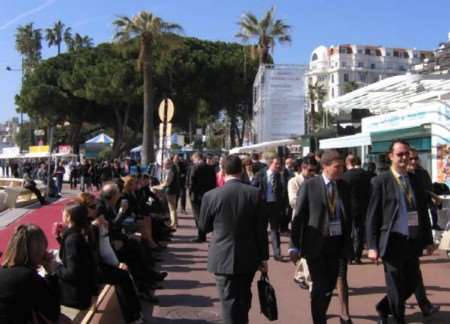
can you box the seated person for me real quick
[0,224,68,323]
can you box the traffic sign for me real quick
[158,98,175,122]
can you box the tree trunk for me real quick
[112,106,130,158]
[229,114,237,148]
[141,38,155,165]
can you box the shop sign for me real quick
[58,145,72,154]
[29,145,49,153]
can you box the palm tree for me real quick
[113,11,183,165]
[45,20,71,54]
[66,33,93,51]
[308,81,327,132]
[236,7,291,65]
[15,23,42,75]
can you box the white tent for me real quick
[85,133,114,144]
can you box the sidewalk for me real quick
[150,209,450,323]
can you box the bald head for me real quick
[101,183,120,204]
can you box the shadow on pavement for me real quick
[163,279,215,290]
[158,294,219,307]
[163,266,206,272]
[151,318,220,324]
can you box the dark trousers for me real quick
[281,205,292,232]
[25,184,46,205]
[215,273,255,324]
[266,202,282,257]
[377,235,420,324]
[307,237,343,324]
[69,171,78,189]
[191,198,206,241]
[353,217,366,261]
[414,268,432,313]
[178,186,187,211]
[99,264,141,323]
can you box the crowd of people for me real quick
[0,142,449,324]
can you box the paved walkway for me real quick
[150,209,450,324]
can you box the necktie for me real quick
[327,181,337,217]
[399,175,414,209]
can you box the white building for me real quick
[306,44,433,100]
[0,118,19,150]
[252,64,307,143]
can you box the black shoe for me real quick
[423,304,440,317]
[340,318,353,324]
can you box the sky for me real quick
[0,0,449,122]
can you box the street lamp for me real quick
[5,63,25,152]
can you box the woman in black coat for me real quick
[0,224,62,324]
[56,203,98,310]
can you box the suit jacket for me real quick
[290,176,354,260]
[366,170,433,258]
[199,179,269,274]
[253,168,284,203]
[189,162,216,204]
[342,168,372,223]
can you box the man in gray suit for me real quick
[199,155,269,324]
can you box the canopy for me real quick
[229,139,297,154]
[324,74,450,115]
[130,145,142,153]
[23,152,50,158]
[319,133,371,149]
[85,133,114,144]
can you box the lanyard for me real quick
[393,172,415,209]
[326,182,337,217]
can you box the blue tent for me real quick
[85,133,114,144]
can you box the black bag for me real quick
[257,273,278,321]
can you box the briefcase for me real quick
[257,273,278,321]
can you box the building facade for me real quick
[0,118,19,150]
[413,33,450,74]
[306,44,433,100]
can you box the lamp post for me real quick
[6,60,25,152]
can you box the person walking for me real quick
[290,150,354,324]
[288,157,317,289]
[199,155,269,324]
[342,154,372,264]
[253,156,285,261]
[366,140,434,324]
[188,152,216,243]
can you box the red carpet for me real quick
[0,198,72,254]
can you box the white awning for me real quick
[23,152,50,158]
[323,74,450,114]
[319,133,371,149]
[229,139,297,154]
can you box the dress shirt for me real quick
[390,168,416,237]
[265,169,276,202]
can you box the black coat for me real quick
[366,170,433,258]
[199,179,269,274]
[342,168,372,224]
[57,227,98,310]
[290,176,354,260]
[253,168,284,203]
[189,162,216,204]
[0,266,60,324]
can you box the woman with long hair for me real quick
[56,203,98,310]
[0,224,67,323]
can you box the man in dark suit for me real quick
[189,152,217,242]
[253,156,285,261]
[366,140,434,324]
[290,150,354,324]
[199,155,269,324]
[342,154,372,264]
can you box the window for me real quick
[413,53,418,58]
[357,49,363,54]
[342,62,347,67]
[403,52,409,59]
[358,62,364,68]
[344,73,349,82]
[312,53,318,61]
[393,51,399,57]
[331,74,334,83]
[386,52,391,56]
[399,65,406,71]
[375,49,382,56]
[359,72,367,83]
[331,88,335,98]
[365,48,371,55]
[370,63,376,69]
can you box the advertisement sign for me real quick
[58,145,72,154]
[253,65,306,142]
[29,145,49,153]
[2,147,20,155]
[437,144,450,188]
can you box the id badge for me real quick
[407,211,419,227]
[329,220,342,236]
